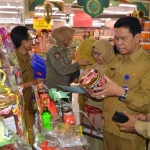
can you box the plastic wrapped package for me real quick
[0,116,31,149]
[31,54,46,79]
[0,27,28,147]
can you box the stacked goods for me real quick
[31,53,46,79]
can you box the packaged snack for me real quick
[79,68,105,94]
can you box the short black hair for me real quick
[10,26,29,48]
[41,29,48,33]
[114,16,141,37]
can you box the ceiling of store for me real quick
[0,0,137,25]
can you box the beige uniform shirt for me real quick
[103,47,150,140]
[135,113,150,139]
[15,50,34,112]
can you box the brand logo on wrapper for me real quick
[82,71,98,86]
[79,69,106,94]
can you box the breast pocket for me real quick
[108,70,116,78]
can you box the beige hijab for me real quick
[92,39,115,74]
[76,39,96,69]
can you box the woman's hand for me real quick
[73,78,79,84]
[78,59,89,66]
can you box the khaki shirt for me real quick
[45,42,79,90]
[15,50,34,111]
[103,47,150,140]
[135,113,150,139]
[135,120,150,139]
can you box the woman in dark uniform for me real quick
[45,26,88,91]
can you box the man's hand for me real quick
[91,75,124,99]
[118,112,137,133]
[136,113,147,121]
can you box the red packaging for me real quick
[79,68,105,94]
[63,108,75,125]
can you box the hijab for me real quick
[76,39,96,69]
[92,39,115,74]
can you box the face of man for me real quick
[23,35,33,52]
[114,27,141,57]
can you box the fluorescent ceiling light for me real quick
[103,10,114,13]
[70,13,75,17]
[0,18,18,20]
[35,7,58,11]
[35,13,44,15]
[17,6,23,9]
[53,19,65,21]
[0,11,18,14]
[52,13,65,16]
[114,11,127,14]
[0,6,16,8]
[92,20,100,23]
[100,23,105,26]
[1,6,58,10]
[106,18,111,20]
[103,10,127,15]
[119,4,137,8]
[35,12,65,16]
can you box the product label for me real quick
[64,111,73,116]
[4,116,17,133]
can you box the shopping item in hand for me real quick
[79,68,105,94]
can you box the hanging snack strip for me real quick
[0,27,28,147]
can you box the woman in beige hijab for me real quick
[92,39,115,74]
[82,39,115,150]
[76,39,96,111]
[76,38,96,69]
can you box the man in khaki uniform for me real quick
[92,16,150,150]
[11,26,45,146]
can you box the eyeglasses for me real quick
[91,51,101,56]
[28,38,36,41]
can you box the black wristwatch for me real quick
[118,89,128,101]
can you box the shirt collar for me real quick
[15,50,30,62]
[130,47,143,63]
[117,47,143,64]
[55,42,66,50]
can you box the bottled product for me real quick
[37,84,49,99]
[38,84,58,116]
[37,84,50,112]
[41,106,52,130]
